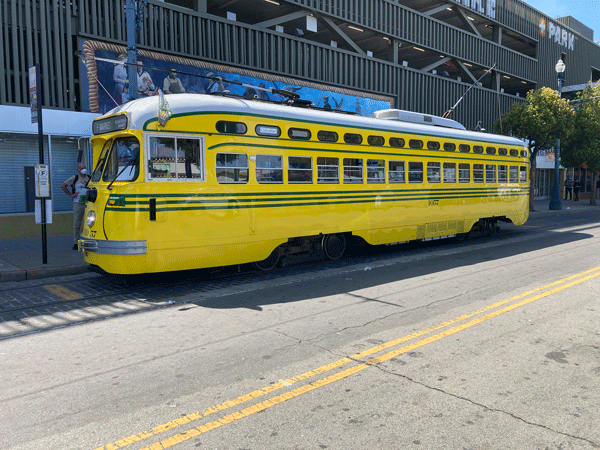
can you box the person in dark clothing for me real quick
[573,178,582,201]
[564,176,573,200]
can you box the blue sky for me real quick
[524,0,600,41]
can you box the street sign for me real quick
[35,164,50,197]
[29,66,38,123]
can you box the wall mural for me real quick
[78,39,393,117]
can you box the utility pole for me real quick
[126,0,139,100]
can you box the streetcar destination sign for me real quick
[93,114,128,135]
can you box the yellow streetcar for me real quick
[79,93,529,274]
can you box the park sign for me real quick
[539,17,575,51]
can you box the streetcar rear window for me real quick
[520,166,527,182]
[216,153,249,183]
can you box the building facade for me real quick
[1,0,600,230]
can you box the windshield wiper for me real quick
[107,151,140,190]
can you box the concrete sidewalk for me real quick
[1,199,599,283]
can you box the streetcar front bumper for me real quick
[79,238,147,255]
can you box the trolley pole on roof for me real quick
[126,0,138,100]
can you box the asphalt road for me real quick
[2,209,600,450]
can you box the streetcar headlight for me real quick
[86,211,96,227]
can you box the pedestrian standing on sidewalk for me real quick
[573,178,582,201]
[61,163,90,250]
[564,176,573,200]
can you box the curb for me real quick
[0,264,89,283]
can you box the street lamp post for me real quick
[549,59,566,210]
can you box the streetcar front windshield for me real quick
[102,137,140,182]
[91,139,113,183]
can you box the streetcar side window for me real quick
[486,146,496,155]
[216,153,249,183]
[256,155,283,183]
[288,156,313,183]
[343,158,363,184]
[520,166,528,182]
[427,162,441,183]
[473,164,484,183]
[408,162,423,183]
[473,146,484,154]
[148,136,176,179]
[289,128,312,140]
[458,163,470,183]
[510,149,519,157]
[459,144,470,153]
[444,143,456,152]
[256,125,281,137]
[409,139,424,149]
[498,164,508,182]
[216,121,247,134]
[367,135,385,146]
[427,141,440,151]
[509,166,519,182]
[521,150,529,158]
[148,136,205,181]
[443,162,456,183]
[498,148,508,156]
[318,130,339,142]
[389,161,405,183]
[344,133,363,144]
[389,137,405,148]
[367,159,385,183]
[486,164,496,182]
[317,157,339,183]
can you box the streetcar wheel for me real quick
[322,233,346,260]
[253,247,280,271]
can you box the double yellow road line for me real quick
[94,265,600,450]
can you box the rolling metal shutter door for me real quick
[51,141,82,212]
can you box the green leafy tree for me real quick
[562,83,600,205]
[494,87,574,211]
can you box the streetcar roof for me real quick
[105,94,526,147]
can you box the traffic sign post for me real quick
[30,64,48,264]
